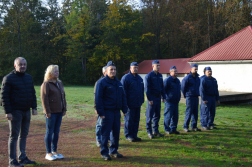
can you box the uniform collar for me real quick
[151,70,159,75]
[129,71,138,79]
[189,72,199,78]
[105,75,119,84]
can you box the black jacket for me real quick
[1,70,37,114]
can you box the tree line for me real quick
[0,0,251,85]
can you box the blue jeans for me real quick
[96,116,102,143]
[164,102,179,132]
[124,107,141,138]
[45,112,63,153]
[183,96,199,129]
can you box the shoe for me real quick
[101,154,111,160]
[201,127,210,130]
[153,132,164,137]
[173,131,180,134]
[183,128,190,132]
[191,128,201,131]
[209,126,217,130]
[147,133,153,139]
[126,137,135,142]
[45,153,57,161]
[96,141,101,147]
[52,152,64,159]
[168,131,180,134]
[18,157,35,165]
[9,160,24,167]
[134,137,142,141]
[165,131,171,135]
[109,152,123,158]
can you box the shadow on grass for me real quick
[87,155,251,167]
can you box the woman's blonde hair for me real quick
[44,65,60,82]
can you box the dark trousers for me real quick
[200,96,216,127]
[164,102,179,132]
[45,112,63,153]
[183,96,199,129]
[124,107,141,138]
[146,97,161,134]
[100,110,121,155]
[8,110,31,164]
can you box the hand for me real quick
[46,113,51,118]
[124,113,127,116]
[217,100,220,104]
[95,110,98,114]
[203,101,208,104]
[6,113,12,120]
[162,99,165,103]
[63,112,66,116]
[149,101,153,105]
[100,116,105,119]
[32,109,37,115]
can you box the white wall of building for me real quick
[197,62,252,92]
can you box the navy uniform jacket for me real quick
[164,76,181,104]
[95,75,128,117]
[121,71,144,108]
[199,76,219,102]
[145,70,166,101]
[200,75,206,81]
[181,72,200,98]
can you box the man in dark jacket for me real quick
[181,64,201,132]
[94,66,107,147]
[199,67,220,130]
[145,60,166,139]
[121,62,144,142]
[95,61,128,161]
[1,57,37,167]
[163,66,181,135]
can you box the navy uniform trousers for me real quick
[146,96,161,134]
[164,101,179,132]
[200,96,216,127]
[124,107,141,138]
[183,96,199,129]
[100,110,121,155]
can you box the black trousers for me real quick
[8,110,30,164]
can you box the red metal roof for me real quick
[124,58,191,74]
[188,25,252,62]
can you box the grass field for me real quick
[0,86,252,167]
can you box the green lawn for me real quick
[18,86,252,166]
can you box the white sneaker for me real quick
[52,152,64,159]
[45,153,57,161]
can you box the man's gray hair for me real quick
[102,66,107,73]
[14,57,26,65]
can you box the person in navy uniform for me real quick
[163,66,181,135]
[145,60,166,139]
[95,61,128,160]
[94,66,107,147]
[121,62,144,142]
[181,64,201,132]
[199,67,220,130]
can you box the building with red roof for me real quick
[125,58,192,84]
[188,25,252,92]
